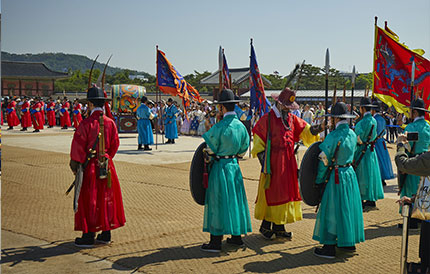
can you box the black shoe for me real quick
[259,227,275,240]
[138,144,143,150]
[165,139,172,144]
[337,245,356,252]
[96,231,111,244]
[226,236,244,246]
[33,129,40,132]
[171,139,175,144]
[382,180,387,186]
[7,127,13,130]
[314,245,336,259]
[75,232,95,248]
[144,145,152,151]
[201,243,221,253]
[274,231,293,240]
[20,128,27,131]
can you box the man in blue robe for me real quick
[163,98,178,144]
[136,96,154,151]
[371,99,394,186]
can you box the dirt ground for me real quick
[1,131,421,273]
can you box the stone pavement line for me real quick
[2,143,421,273]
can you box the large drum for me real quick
[111,85,145,133]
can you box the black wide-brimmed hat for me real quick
[325,102,356,118]
[371,98,381,111]
[79,87,111,103]
[411,98,430,113]
[215,89,241,104]
[360,97,377,108]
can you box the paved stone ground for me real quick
[1,127,421,273]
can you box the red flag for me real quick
[373,24,430,120]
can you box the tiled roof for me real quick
[200,67,271,86]
[2,61,69,79]
[241,89,367,100]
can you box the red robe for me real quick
[40,101,46,125]
[21,101,32,128]
[73,103,83,129]
[252,110,307,206]
[32,102,44,130]
[60,102,72,127]
[70,110,125,233]
[7,101,20,127]
[47,102,56,126]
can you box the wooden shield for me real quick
[189,142,207,205]
[299,141,323,206]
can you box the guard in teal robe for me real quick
[313,102,364,258]
[164,98,178,143]
[371,100,394,182]
[200,89,251,252]
[401,102,430,199]
[136,97,154,151]
[354,98,384,208]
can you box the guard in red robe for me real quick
[46,98,56,128]
[20,97,32,131]
[60,97,72,129]
[40,98,46,126]
[6,99,20,130]
[252,88,322,239]
[73,99,83,129]
[69,87,125,247]
[31,100,44,132]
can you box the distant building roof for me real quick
[200,67,271,87]
[241,89,367,101]
[2,61,69,80]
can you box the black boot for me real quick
[7,126,13,130]
[273,224,292,240]
[138,144,143,150]
[20,127,27,131]
[226,235,244,246]
[201,234,222,253]
[96,230,111,244]
[171,139,175,144]
[75,232,95,247]
[314,244,336,259]
[33,129,40,133]
[144,145,152,151]
[165,139,172,144]
[259,220,275,239]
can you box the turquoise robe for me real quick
[313,122,365,247]
[401,117,430,197]
[354,113,384,201]
[374,113,394,180]
[202,114,252,236]
[136,104,154,145]
[164,105,178,139]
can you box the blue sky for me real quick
[2,0,430,76]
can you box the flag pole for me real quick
[218,46,223,101]
[155,45,159,150]
[350,66,356,127]
[324,48,330,137]
[249,38,253,158]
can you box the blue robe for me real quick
[136,104,154,145]
[164,105,178,139]
[374,113,394,180]
[202,114,252,236]
[354,113,384,201]
[401,117,430,198]
[313,122,365,247]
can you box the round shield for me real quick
[189,142,207,205]
[299,141,322,206]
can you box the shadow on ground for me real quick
[1,241,78,267]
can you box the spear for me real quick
[410,60,416,116]
[324,48,329,137]
[350,65,356,127]
[88,55,99,89]
[343,82,346,102]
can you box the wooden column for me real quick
[36,80,39,97]
[19,79,22,96]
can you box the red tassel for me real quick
[203,172,209,189]
[335,167,339,184]
[383,141,387,150]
